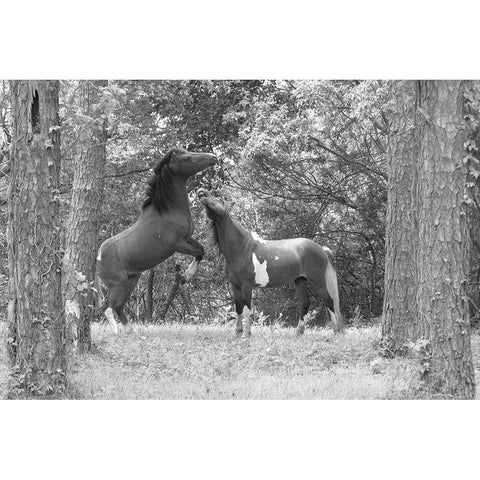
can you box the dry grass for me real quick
[69,322,420,399]
[2,321,480,399]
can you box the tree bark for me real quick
[416,80,475,398]
[382,81,421,353]
[62,80,107,352]
[7,80,66,397]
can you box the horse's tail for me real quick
[324,247,345,332]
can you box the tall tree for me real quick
[382,81,421,352]
[62,80,107,352]
[415,80,475,398]
[7,80,66,397]
[382,80,475,398]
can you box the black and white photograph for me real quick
[1,1,479,479]
[2,79,479,400]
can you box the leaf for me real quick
[65,299,80,319]
[75,271,86,282]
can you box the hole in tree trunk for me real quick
[31,90,40,133]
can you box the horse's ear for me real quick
[164,149,174,163]
[153,149,173,174]
[224,198,235,211]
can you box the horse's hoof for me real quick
[296,327,305,336]
[242,332,251,339]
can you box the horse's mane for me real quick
[207,219,221,251]
[142,148,182,212]
[204,196,232,251]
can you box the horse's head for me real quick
[143,148,216,211]
[197,189,228,220]
[167,148,217,177]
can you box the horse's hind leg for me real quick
[294,277,310,336]
[105,275,140,332]
[104,305,118,334]
[114,274,141,327]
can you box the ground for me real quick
[1,322,479,399]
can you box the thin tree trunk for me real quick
[416,80,475,398]
[145,268,155,322]
[62,80,107,352]
[382,81,421,353]
[158,264,183,322]
[7,80,66,397]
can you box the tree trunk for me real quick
[62,80,107,352]
[158,264,183,322]
[7,80,66,397]
[145,268,155,322]
[416,80,475,398]
[382,81,421,353]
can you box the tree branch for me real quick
[104,167,150,178]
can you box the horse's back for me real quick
[262,237,327,263]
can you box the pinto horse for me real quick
[198,189,344,337]
[95,148,217,332]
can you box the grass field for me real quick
[2,321,480,399]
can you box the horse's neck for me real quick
[170,176,191,214]
[216,216,252,260]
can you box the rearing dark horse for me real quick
[198,189,344,338]
[95,148,217,332]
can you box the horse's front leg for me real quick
[174,237,204,283]
[231,284,244,337]
[232,283,253,338]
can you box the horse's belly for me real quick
[263,262,302,287]
[111,232,174,273]
[254,250,303,288]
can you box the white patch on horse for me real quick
[97,250,102,261]
[243,305,251,333]
[251,231,267,244]
[274,256,279,260]
[183,259,199,282]
[105,307,118,334]
[252,253,269,287]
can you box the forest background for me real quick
[1,80,383,326]
[2,79,480,330]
